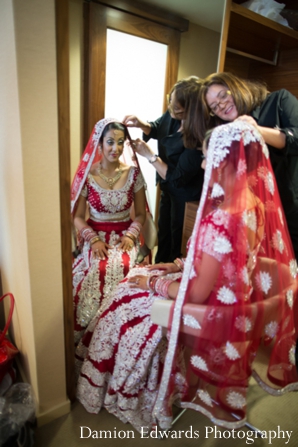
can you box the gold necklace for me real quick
[97,164,123,189]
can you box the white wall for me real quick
[0,0,70,425]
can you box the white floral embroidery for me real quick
[236,158,247,178]
[183,314,201,330]
[247,174,258,188]
[235,315,253,333]
[214,235,233,254]
[241,266,249,285]
[258,167,274,195]
[289,345,296,366]
[278,207,284,226]
[286,290,294,308]
[225,342,241,360]
[226,391,246,409]
[262,142,269,159]
[289,259,298,278]
[255,271,272,294]
[272,230,285,254]
[212,209,230,229]
[211,183,225,198]
[242,209,257,232]
[83,153,90,162]
[266,171,275,195]
[208,121,262,169]
[197,389,213,407]
[191,355,209,372]
[264,321,279,339]
[217,286,237,305]
[223,258,236,280]
[199,223,229,262]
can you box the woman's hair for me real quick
[100,122,128,142]
[191,72,269,145]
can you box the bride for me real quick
[76,121,298,431]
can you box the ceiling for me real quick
[138,0,226,32]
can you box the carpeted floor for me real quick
[34,371,298,447]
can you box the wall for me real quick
[0,0,70,425]
[178,22,220,79]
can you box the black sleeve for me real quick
[142,112,172,143]
[165,148,203,188]
[277,89,298,155]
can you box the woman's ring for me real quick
[135,278,140,285]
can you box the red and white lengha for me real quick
[75,266,185,432]
[73,166,144,345]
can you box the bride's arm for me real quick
[164,252,221,301]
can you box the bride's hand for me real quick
[128,275,148,290]
[147,262,180,274]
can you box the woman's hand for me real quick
[132,138,155,160]
[122,115,151,135]
[92,240,112,260]
[117,235,135,252]
[147,263,180,275]
[128,275,148,290]
[235,115,258,129]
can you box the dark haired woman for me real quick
[184,72,298,263]
[123,76,204,263]
[71,118,146,346]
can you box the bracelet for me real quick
[154,278,174,298]
[125,234,136,245]
[148,154,158,164]
[80,226,97,242]
[173,258,184,271]
[147,275,158,292]
[90,236,102,245]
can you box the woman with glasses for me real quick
[123,76,204,264]
[183,72,298,264]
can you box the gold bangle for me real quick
[90,236,102,245]
[125,233,136,244]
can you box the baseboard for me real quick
[37,399,71,427]
[15,358,71,427]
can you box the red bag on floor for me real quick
[0,293,18,383]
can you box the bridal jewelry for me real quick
[97,163,123,189]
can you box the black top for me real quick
[143,111,204,200]
[251,89,298,255]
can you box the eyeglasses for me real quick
[209,90,231,116]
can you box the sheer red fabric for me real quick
[154,121,298,428]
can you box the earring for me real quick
[98,145,102,153]
[210,111,215,117]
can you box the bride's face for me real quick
[101,129,125,163]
